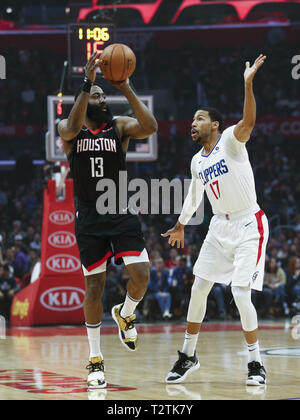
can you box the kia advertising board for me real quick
[11,180,85,326]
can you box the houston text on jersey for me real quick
[76,138,117,153]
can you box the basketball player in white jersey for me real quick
[162,54,268,386]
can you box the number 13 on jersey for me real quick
[90,157,104,177]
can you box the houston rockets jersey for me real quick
[67,120,126,204]
[190,125,259,216]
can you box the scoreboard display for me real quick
[68,23,115,76]
[46,95,157,162]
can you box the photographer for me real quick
[0,264,20,322]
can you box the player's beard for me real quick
[86,103,113,124]
[192,132,204,145]
[196,130,210,145]
[194,136,203,145]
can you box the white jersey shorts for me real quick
[193,207,269,291]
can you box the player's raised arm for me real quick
[108,79,158,139]
[58,51,101,141]
[234,54,266,143]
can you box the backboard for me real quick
[46,95,157,162]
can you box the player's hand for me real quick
[244,54,266,85]
[106,78,130,91]
[85,51,101,83]
[161,221,185,249]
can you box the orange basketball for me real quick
[99,43,136,82]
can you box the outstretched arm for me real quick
[58,51,101,141]
[234,54,266,143]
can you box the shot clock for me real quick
[68,23,115,76]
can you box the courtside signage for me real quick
[48,231,76,248]
[46,254,81,273]
[49,210,74,225]
[40,287,85,312]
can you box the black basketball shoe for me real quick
[246,361,266,386]
[165,351,200,383]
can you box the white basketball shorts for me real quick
[193,208,269,291]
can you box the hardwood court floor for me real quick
[0,320,299,400]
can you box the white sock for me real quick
[86,322,103,360]
[247,340,262,364]
[182,331,199,357]
[120,293,142,318]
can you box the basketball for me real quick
[99,43,136,82]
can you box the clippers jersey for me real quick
[191,125,259,216]
[180,125,268,291]
[67,120,126,205]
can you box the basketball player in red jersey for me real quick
[58,52,157,388]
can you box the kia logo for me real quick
[49,210,74,225]
[40,287,85,312]
[48,231,76,249]
[46,255,81,273]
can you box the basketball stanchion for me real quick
[10,177,85,326]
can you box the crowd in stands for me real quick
[143,42,300,120]
[1,40,300,159]
[0,39,300,323]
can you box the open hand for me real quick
[85,51,101,83]
[161,222,184,249]
[106,78,130,92]
[244,54,266,85]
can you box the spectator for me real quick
[19,249,40,289]
[103,265,126,313]
[10,245,30,279]
[286,257,300,310]
[0,235,4,265]
[170,256,192,318]
[185,244,199,268]
[21,82,35,104]
[149,258,172,319]
[29,233,41,252]
[264,257,289,316]
[251,287,274,319]
[209,285,227,320]
[164,248,178,270]
[0,264,20,322]
[179,271,194,317]
[0,185,8,207]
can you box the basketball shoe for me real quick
[246,361,266,386]
[111,303,138,351]
[165,351,200,383]
[86,356,107,389]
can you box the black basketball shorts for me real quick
[74,203,147,274]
